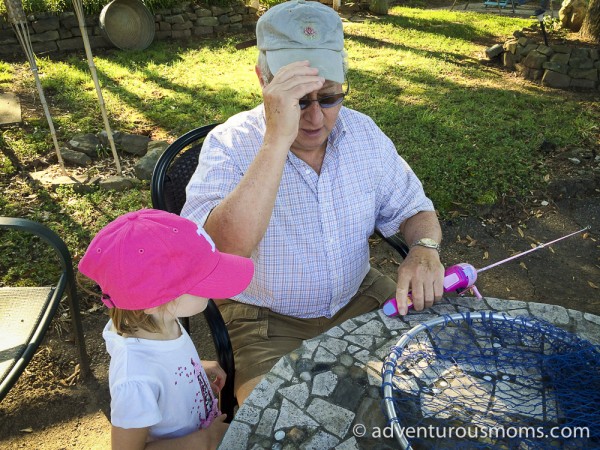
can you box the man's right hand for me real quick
[261,61,324,149]
[202,62,324,257]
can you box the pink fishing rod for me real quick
[383,226,590,317]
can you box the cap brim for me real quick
[266,48,344,84]
[187,251,254,300]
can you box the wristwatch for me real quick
[411,238,440,251]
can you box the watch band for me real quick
[410,238,440,251]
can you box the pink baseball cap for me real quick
[78,209,254,310]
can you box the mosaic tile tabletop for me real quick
[218,297,600,449]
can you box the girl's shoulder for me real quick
[106,327,200,377]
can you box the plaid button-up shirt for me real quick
[182,105,434,318]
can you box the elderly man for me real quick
[182,0,444,403]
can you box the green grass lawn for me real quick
[1,6,598,286]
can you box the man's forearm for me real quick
[399,210,442,249]
[203,140,288,257]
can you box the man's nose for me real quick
[301,100,324,119]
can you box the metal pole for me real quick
[540,20,549,46]
[4,0,68,176]
[72,0,122,175]
[535,8,549,46]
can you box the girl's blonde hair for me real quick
[109,305,167,335]
[77,266,171,335]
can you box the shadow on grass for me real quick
[346,30,493,73]
[10,28,597,214]
[353,7,531,45]
[45,36,259,137]
[346,54,595,210]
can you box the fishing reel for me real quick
[382,263,479,317]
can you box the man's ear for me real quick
[255,65,266,88]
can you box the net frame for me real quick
[381,311,600,449]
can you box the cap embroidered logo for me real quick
[303,25,317,39]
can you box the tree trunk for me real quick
[580,0,600,42]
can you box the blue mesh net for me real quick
[381,312,600,449]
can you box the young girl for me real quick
[79,209,254,450]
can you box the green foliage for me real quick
[0,229,62,287]
[0,135,16,175]
[0,61,14,87]
[20,0,68,14]
[542,15,561,31]
[259,0,286,9]
[0,0,241,15]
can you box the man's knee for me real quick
[236,375,265,405]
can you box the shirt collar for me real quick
[329,106,348,148]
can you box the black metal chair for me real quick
[150,123,409,420]
[0,217,90,403]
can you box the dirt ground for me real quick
[1,14,599,450]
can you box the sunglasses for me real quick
[299,81,350,110]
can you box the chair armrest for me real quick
[0,217,90,378]
[0,217,73,275]
[203,300,236,423]
[375,229,409,259]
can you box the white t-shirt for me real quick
[103,320,220,441]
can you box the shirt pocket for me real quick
[344,189,377,241]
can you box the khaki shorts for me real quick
[217,267,396,392]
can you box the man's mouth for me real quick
[302,128,322,137]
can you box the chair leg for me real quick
[66,279,91,378]
[219,376,237,421]
[204,300,237,422]
[181,317,191,333]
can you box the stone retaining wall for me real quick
[488,29,600,91]
[0,1,258,58]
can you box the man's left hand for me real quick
[395,246,444,315]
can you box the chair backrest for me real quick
[151,123,220,215]
[0,217,90,403]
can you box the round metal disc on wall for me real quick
[99,0,155,51]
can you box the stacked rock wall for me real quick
[501,31,600,91]
[0,1,258,58]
